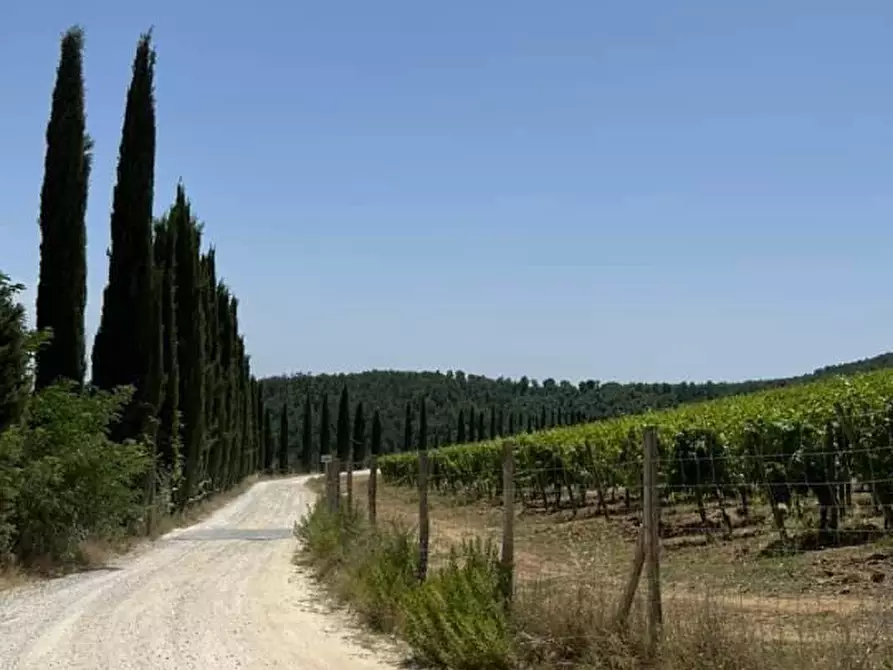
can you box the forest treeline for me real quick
[0,28,270,567]
[262,352,893,464]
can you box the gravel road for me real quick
[0,476,400,669]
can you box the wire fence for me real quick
[323,412,893,660]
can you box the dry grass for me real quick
[350,472,893,655]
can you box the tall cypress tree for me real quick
[336,386,351,463]
[255,381,265,475]
[92,31,160,444]
[153,217,179,474]
[263,407,274,473]
[35,26,90,390]
[508,412,515,436]
[319,394,331,458]
[477,411,485,442]
[418,397,427,451]
[171,185,204,506]
[402,401,412,452]
[278,403,289,474]
[371,410,382,457]
[456,409,466,443]
[216,287,234,483]
[468,407,476,442]
[489,407,496,441]
[352,401,366,466]
[301,394,313,472]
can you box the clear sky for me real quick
[1,1,892,384]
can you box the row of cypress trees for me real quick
[273,386,385,473]
[32,27,265,508]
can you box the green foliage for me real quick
[278,403,289,474]
[91,31,160,445]
[402,539,513,670]
[35,26,90,390]
[352,401,366,465]
[0,274,29,433]
[4,382,150,563]
[297,501,512,669]
[337,386,350,461]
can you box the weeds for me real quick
[297,498,893,670]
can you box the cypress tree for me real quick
[489,407,496,440]
[301,394,313,472]
[171,185,204,506]
[402,401,412,452]
[557,407,562,426]
[456,409,466,443]
[35,26,90,390]
[371,410,382,457]
[527,415,534,433]
[336,386,351,463]
[418,397,427,451]
[540,407,547,430]
[319,395,331,458]
[255,381,265,474]
[92,31,160,444]
[478,411,485,442]
[352,402,366,466]
[508,412,515,436]
[497,408,504,437]
[201,250,222,485]
[278,403,289,474]
[0,274,28,432]
[263,407,274,473]
[468,407,476,442]
[216,287,235,483]
[153,217,179,474]
[550,407,556,428]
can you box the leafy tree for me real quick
[91,31,161,444]
[35,26,91,390]
[0,274,29,433]
[7,383,150,563]
[279,403,289,474]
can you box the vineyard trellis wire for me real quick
[364,369,893,656]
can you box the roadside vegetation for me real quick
[297,494,893,669]
[1,28,276,581]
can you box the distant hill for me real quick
[261,351,893,457]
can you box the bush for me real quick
[4,382,150,564]
[296,503,513,669]
[401,538,513,670]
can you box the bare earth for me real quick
[0,476,400,670]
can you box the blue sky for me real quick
[1,1,892,383]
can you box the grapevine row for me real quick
[379,369,893,539]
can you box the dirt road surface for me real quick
[0,476,400,670]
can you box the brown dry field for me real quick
[346,471,893,643]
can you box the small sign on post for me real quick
[320,454,332,464]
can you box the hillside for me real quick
[261,351,893,458]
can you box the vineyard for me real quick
[379,369,893,544]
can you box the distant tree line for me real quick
[262,353,893,463]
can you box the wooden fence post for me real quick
[643,426,663,656]
[368,455,378,524]
[418,450,430,582]
[501,442,515,606]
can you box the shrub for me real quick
[8,382,150,564]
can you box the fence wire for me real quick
[330,412,893,666]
